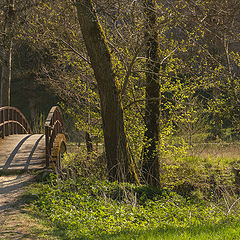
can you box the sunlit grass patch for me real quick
[29,174,240,240]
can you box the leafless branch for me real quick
[57,38,91,64]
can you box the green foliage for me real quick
[61,149,107,180]
[14,1,240,238]
[31,171,240,240]
[160,150,238,200]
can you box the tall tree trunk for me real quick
[142,0,161,187]
[0,0,14,107]
[75,0,139,183]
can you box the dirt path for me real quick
[0,174,58,240]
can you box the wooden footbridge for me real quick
[0,106,67,173]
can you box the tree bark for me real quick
[75,0,139,183]
[1,45,12,106]
[142,0,161,187]
[85,131,93,153]
[0,0,14,107]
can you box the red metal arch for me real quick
[0,106,32,138]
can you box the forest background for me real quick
[1,0,240,239]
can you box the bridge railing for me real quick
[0,106,32,138]
[45,106,64,167]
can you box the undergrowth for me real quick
[30,173,240,240]
[28,145,240,240]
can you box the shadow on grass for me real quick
[98,220,240,240]
[17,193,70,240]
[16,188,71,240]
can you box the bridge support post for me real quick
[10,109,14,135]
[5,109,9,136]
[1,110,4,138]
[45,126,50,167]
[14,110,17,134]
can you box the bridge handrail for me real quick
[0,106,32,138]
[45,106,64,167]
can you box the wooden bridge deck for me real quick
[0,134,46,172]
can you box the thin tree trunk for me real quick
[85,131,93,153]
[75,0,139,183]
[28,78,38,125]
[142,0,161,187]
[1,45,12,106]
[0,0,15,107]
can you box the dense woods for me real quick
[1,0,240,183]
[1,0,240,238]
[1,0,240,180]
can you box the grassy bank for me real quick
[27,175,240,239]
[25,143,240,240]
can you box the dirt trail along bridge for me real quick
[0,106,67,173]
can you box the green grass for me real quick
[101,221,240,240]
[25,142,240,240]
[27,174,240,240]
